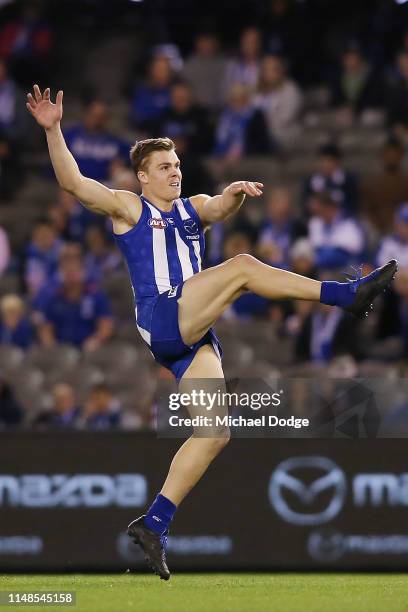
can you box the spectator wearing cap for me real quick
[214,84,272,158]
[289,238,317,279]
[35,383,81,429]
[307,192,365,270]
[182,32,227,110]
[153,81,214,154]
[82,383,122,430]
[0,294,35,349]
[64,100,130,182]
[302,143,359,216]
[36,259,114,350]
[361,138,408,234]
[377,203,408,269]
[256,187,306,268]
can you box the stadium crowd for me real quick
[0,0,407,429]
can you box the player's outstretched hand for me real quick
[227,181,263,197]
[26,84,63,130]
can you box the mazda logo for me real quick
[268,456,347,525]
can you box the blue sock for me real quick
[144,493,177,535]
[320,281,356,308]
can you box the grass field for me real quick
[1,573,408,612]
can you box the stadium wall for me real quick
[1,433,408,571]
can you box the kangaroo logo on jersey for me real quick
[148,218,168,229]
[183,219,198,235]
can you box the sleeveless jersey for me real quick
[114,195,205,346]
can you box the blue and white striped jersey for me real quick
[114,195,205,345]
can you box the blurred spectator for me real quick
[81,383,122,430]
[0,59,26,198]
[0,294,34,349]
[224,27,262,96]
[32,242,85,310]
[329,44,384,119]
[394,268,408,358]
[50,189,96,242]
[307,192,365,270]
[254,54,303,149]
[302,143,359,216]
[24,219,64,298]
[295,302,361,363]
[0,376,23,428]
[214,84,272,158]
[109,159,138,193]
[64,100,130,182]
[0,224,10,275]
[362,138,408,234]
[0,1,54,89]
[153,81,214,154]
[377,203,408,268]
[256,187,306,268]
[0,59,27,141]
[131,54,174,131]
[386,51,408,134]
[35,383,81,428]
[84,225,122,284]
[222,231,270,320]
[182,32,226,110]
[36,259,114,350]
[260,0,312,84]
[289,238,317,279]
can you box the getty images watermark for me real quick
[167,388,309,430]
[155,377,408,439]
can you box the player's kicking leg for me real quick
[178,255,398,346]
[127,344,228,580]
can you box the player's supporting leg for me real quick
[178,254,397,345]
[160,343,229,506]
[127,344,228,580]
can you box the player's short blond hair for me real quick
[130,137,175,176]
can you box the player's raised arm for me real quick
[190,180,263,226]
[26,85,136,222]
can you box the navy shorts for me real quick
[149,284,222,382]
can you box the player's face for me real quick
[143,150,182,201]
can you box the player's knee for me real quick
[230,253,258,282]
[196,427,230,453]
[210,427,231,451]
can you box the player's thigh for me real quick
[179,344,229,438]
[178,258,246,345]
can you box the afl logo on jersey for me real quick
[148,218,168,229]
[183,219,198,235]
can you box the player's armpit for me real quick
[70,176,141,224]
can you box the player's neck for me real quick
[142,191,174,212]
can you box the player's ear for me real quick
[138,170,148,184]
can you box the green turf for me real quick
[1,573,408,612]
